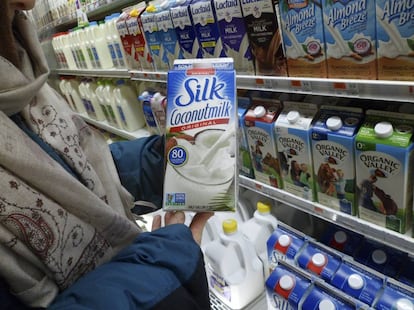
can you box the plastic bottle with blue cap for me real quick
[203,218,264,309]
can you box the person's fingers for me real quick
[189,212,214,245]
[151,214,162,231]
[165,211,186,225]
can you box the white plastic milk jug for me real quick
[102,80,124,129]
[67,78,87,115]
[204,219,265,310]
[113,79,146,132]
[90,20,114,69]
[94,79,111,123]
[85,79,106,121]
[59,78,77,111]
[240,201,278,278]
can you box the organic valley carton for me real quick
[238,96,255,178]
[275,101,318,201]
[240,0,288,76]
[322,0,377,79]
[164,58,237,212]
[213,0,255,74]
[278,0,328,77]
[311,106,364,216]
[355,110,414,234]
[244,98,283,188]
[376,0,414,81]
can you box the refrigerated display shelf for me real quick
[79,114,151,140]
[239,175,414,256]
[56,69,414,103]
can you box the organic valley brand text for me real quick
[380,0,414,26]
[247,128,270,144]
[359,152,401,175]
[315,142,348,161]
[327,0,367,30]
[278,136,305,153]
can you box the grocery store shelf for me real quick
[53,68,130,78]
[80,115,151,140]
[239,175,414,256]
[237,75,414,103]
[130,71,168,83]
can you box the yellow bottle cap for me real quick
[129,9,139,17]
[257,201,271,214]
[222,219,237,234]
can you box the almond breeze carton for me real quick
[213,0,255,74]
[355,110,414,234]
[278,0,328,77]
[244,98,283,188]
[164,58,237,212]
[376,0,414,81]
[275,101,318,201]
[311,105,364,216]
[322,0,377,79]
[190,0,227,59]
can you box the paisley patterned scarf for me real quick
[0,11,141,307]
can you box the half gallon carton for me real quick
[376,0,414,81]
[355,110,414,233]
[244,98,283,188]
[278,0,327,77]
[164,58,237,212]
[275,101,318,201]
[170,0,202,59]
[311,105,364,216]
[240,0,287,76]
[190,0,227,59]
[238,96,255,178]
[322,0,377,79]
[125,3,154,71]
[116,9,138,70]
[213,0,255,74]
[140,2,169,71]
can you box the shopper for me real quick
[0,1,212,309]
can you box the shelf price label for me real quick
[290,80,312,92]
[331,82,359,96]
[255,78,277,90]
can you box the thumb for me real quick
[189,212,214,245]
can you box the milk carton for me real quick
[164,58,237,212]
[265,263,313,310]
[355,110,414,234]
[244,98,283,188]
[278,0,328,77]
[125,3,154,71]
[322,0,377,79]
[311,106,364,216]
[376,0,414,81]
[331,259,385,307]
[374,279,414,310]
[190,0,226,59]
[213,0,255,74]
[141,3,169,71]
[238,96,255,178]
[275,101,318,201]
[320,223,364,257]
[116,9,139,70]
[170,0,202,59]
[154,0,182,69]
[240,0,287,76]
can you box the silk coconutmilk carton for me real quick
[278,0,328,77]
[244,97,283,188]
[355,110,414,233]
[322,0,377,79]
[275,101,318,201]
[240,0,287,76]
[376,0,414,81]
[311,105,364,216]
[164,58,237,212]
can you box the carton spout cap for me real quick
[374,122,393,138]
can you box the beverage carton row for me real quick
[238,94,414,234]
[51,0,414,80]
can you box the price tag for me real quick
[255,78,275,89]
[290,80,312,92]
[331,82,359,96]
